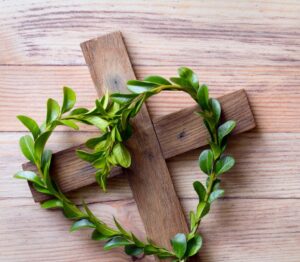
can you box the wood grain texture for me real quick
[0,0,299,66]
[0,197,299,262]
[80,32,189,253]
[1,65,300,132]
[1,1,299,261]
[23,89,255,202]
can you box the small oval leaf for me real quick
[104,236,132,250]
[112,143,131,168]
[110,93,138,104]
[144,75,171,85]
[127,80,157,94]
[215,156,235,176]
[199,149,213,175]
[193,181,206,201]
[14,170,44,187]
[19,135,35,162]
[70,218,95,232]
[17,115,40,139]
[85,116,109,131]
[46,98,60,125]
[218,120,236,144]
[170,233,187,259]
[34,131,52,164]
[185,234,203,257]
[41,199,63,209]
[208,189,225,203]
[62,86,76,113]
[210,98,221,123]
[197,85,209,110]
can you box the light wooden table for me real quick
[0,1,299,261]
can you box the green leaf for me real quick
[103,236,132,250]
[113,217,128,236]
[157,250,174,259]
[41,199,63,209]
[110,93,138,104]
[170,77,191,89]
[125,245,144,257]
[56,119,79,130]
[131,95,146,116]
[178,67,199,89]
[19,135,35,162]
[189,211,196,231]
[144,75,171,85]
[185,234,202,257]
[215,156,235,176]
[193,181,206,201]
[112,143,131,168]
[210,98,221,123]
[46,98,60,125]
[101,91,109,109]
[131,233,144,248]
[196,202,210,218]
[171,233,187,259]
[144,245,159,255]
[61,86,76,114]
[127,80,157,94]
[70,107,89,116]
[85,116,109,131]
[76,150,102,163]
[91,229,109,241]
[14,171,44,187]
[33,183,52,195]
[85,134,108,149]
[208,189,224,203]
[95,171,108,192]
[62,201,86,219]
[70,218,95,232]
[41,149,52,171]
[34,131,52,163]
[209,142,222,160]
[198,149,213,175]
[197,85,209,110]
[41,150,53,192]
[94,139,110,152]
[92,158,106,169]
[17,115,40,139]
[218,120,236,144]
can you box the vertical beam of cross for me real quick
[81,32,196,260]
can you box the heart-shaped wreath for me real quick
[15,67,236,261]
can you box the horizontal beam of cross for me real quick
[23,89,255,202]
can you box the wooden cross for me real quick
[23,32,255,260]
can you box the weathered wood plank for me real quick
[1,65,299,132]
[0,1,299,66]
[23,89,254,202]
[0,198,299,262]
[80,32,189,252]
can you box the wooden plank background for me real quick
[0,1,299,261]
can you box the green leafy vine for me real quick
[15,67,236,261]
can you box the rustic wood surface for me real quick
[0,1,299,261]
